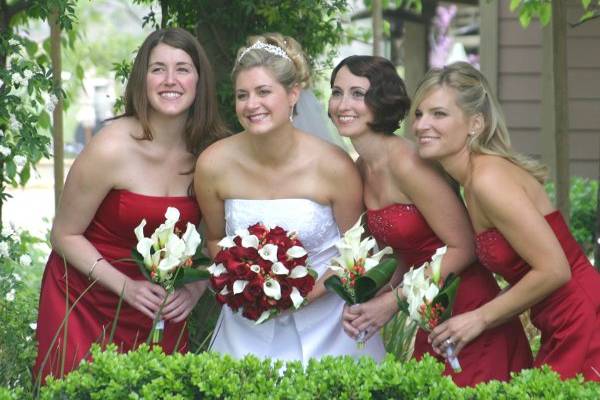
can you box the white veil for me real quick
[293,89,346,149]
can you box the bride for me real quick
[194,33,386,363]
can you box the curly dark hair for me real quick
[330,55,410,135]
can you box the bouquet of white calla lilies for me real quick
[132,207,211,344]
[397,245,462,372]
[324,215,397,348]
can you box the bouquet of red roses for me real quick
[209,223,316,324]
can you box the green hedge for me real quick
[2,345,596,399]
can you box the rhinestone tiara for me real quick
[238,41,291,62]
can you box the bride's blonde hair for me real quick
[410,62,548,183]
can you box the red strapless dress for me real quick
[33,190,200,383]
[367,204,533,387]
[475,210,600,381]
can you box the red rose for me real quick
[242,303,263,321]
[243,278,264,302]
[290,275,315,297]
[277,297,292,311]
[210,275,230,291]
[248,223,269,240]
[279,279,292,299]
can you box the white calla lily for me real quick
[218,236,236,248]
[255,310,272,325]
[263,278,281,300]
[182,223,202,257]
[157,254,181,276]
[136,237,154,267]
[289,266,308,278]
[286,246,307,258]
[259,244,279,263]
[363,246,393,271]
[219,286,230,296]
[134,219,147,242]
[207,263,226,277]
[290,287,304,308]
[164,207,180,224]
[241,234,259,249]
[233,280,249,294]
[271,262,289,275]
[429,246,447,285]
[250,264,261,273]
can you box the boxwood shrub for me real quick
[2,345,592,399]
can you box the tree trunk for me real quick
[372,0,383,56]
[50,9,64,211]
[541,0,570,221]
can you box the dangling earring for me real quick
[289,106,294,122]
[468,130,475,137]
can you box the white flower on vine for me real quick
[0,145,11,158]
[11,72,24,86]
[46,94,58,113]
[29,323,37,330]
[14,155,26,168]
[23,70,33,80]
[0,242,9,258]
[12,273,21,281]
[5,289,16,302]
[9,115,21,131]
[8,39,20,48]
[19,254,32,267]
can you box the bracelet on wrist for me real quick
[88,257,105,281]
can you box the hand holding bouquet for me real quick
[209,223,316,324]
[324,217,397,347]
[132,207,210,343]
[397,246,462,372]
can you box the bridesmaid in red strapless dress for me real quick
[411,62,599,381]
[476,211,600,380]
[367,204,533,386]
[328,56,532,387]
[33,190,199,382]
[33,29,229,384]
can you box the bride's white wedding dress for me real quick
[209,198,386,364]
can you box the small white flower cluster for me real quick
[5,288,16,302]
[0,145,11,158]
[8,38,20,48]
[46,93,59,113]
[0,241,10,258]
[19,254,32,266]
[13,155,26,168]
[10,115,22,132]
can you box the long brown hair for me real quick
[124,28,229,157]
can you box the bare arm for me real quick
[306,149,364,303]
[50,128,166,319]
[430,166,570,354]
[194,146,226,258]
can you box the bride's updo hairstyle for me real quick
[410,62,547,183]
[232,33,311,92]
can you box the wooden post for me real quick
[541,0,570,222]
[50,9,64,212]
[372,0,383,56]
[479,0,499,95]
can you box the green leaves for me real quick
[325,258,398,305]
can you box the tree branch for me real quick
[6,0,34,20]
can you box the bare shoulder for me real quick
[470,155,520,196]
[195,132,243,174]
[303,133,356,177]
[388,137,436,183]
[77,117,140,167]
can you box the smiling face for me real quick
[234,66,298,135]
[146,43,198,118]
[412,85,477,161]
[328,66,374,138]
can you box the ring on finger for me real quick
[445,338,454,346]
